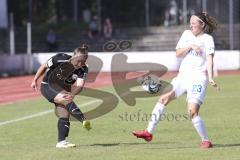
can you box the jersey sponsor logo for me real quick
[189,50,200,56]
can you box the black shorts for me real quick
[40,82,58,103]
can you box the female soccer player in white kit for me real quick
[133,12,219,149]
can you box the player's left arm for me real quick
[70,66,88,98]
[71,78,85,97]
[207,54,214,81]
[207,53,220,90]
[206,36,220,90]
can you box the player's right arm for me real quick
[31,53,63,91]
[175,30,202,57]
[176,44,202,57]
[176,46,192,57]
[176,30,191,57]
[30,62,48,91]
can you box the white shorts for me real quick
[171,74,208,105]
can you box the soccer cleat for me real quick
[83,120,92,131]
[132,130,152,142]
[200,140,213,149]
[56,140,76,148]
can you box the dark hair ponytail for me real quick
[195,12,217,34]
[73,44,89,59]
[74,44,89,55]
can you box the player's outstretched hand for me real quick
[209,79,220,91]
[30,80,38,91]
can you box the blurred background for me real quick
[0,0,239,76]
[0,0,239,54]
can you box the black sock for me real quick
[58,117,70,142]
[67,102,86,122]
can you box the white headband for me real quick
[192,15,205,25]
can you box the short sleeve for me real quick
[77,65,88,80]
[47,53,70,69]
[205,36,215,55]
[176,30,191,49]
[47,55,58,69]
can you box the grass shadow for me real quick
[77,141,177,148]
[213,143,240,148]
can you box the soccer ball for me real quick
[138,74,162,94]
[139,75,162,94]
[142,82,161,94]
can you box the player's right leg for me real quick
[132,90,175,141]
[55,105,76,148]
[133,75,185,141]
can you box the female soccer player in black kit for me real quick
[31,44,91,148]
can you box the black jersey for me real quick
[42,53,88,86]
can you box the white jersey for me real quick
[176,30,215,76]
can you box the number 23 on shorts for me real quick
[191,84,202,93]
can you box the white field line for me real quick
[0,100,100,126]
[0,110,53,126]
[0,95,238,126]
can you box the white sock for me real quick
[192,116,209,141]
[147,102,165,134]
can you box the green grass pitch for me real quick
[0,75,240,160]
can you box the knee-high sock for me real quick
[67,102,86,122]
[147,102,165,134]
[192,116,209,141]
[58,117,70,142]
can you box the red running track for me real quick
[0,72,152,104]
[0,70,239,105]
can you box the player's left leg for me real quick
[66,101,91,131]
[53,91,91,131]
[187,75,212,148]
[188,102,213,149]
